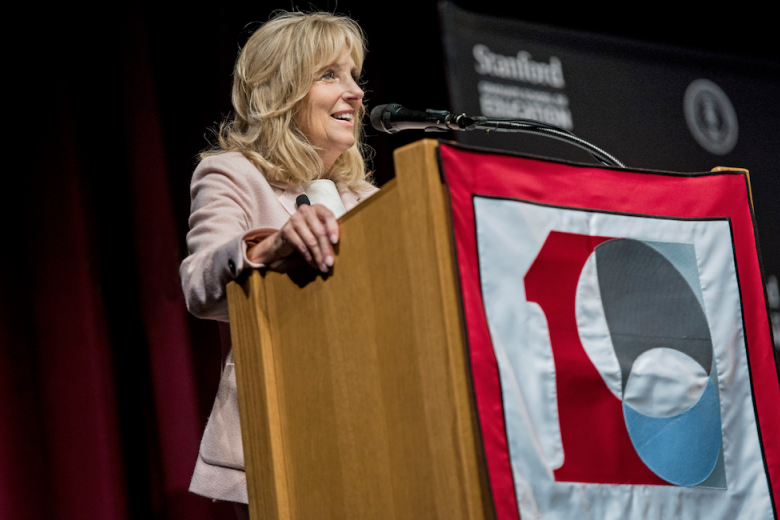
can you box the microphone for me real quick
[296,194,311,207]
[370,104,478,134]
[369,103,625,167]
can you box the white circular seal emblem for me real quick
[684,79,738,155]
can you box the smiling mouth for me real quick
[331,113,354,122]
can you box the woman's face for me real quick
[299,47,364,173]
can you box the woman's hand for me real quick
[247,204,339,272]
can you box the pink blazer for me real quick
[181,152,378,503]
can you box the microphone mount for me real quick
[370,104,625,168]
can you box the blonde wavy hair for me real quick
[201,11,371,188]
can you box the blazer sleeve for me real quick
[180,155,281,321]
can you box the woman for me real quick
[180,10,377,513]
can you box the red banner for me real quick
[440,142,779,520]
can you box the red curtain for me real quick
[0,9,233,520]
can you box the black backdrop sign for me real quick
[440,2,780,364]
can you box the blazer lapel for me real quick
[335,181,360,213]
[268,179,305,216]
[336,181,379,213]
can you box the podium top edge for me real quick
[437,139,749,178]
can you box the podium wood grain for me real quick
[227,139,495,520]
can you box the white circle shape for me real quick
[575,252,623,400]
[624,348,709,418]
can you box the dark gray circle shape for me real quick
[594,238,713,393]
[684,79,738,155]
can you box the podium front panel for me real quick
[439,142,779,520]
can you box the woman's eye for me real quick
[321,70,336,80]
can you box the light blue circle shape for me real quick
[623,377,722,486]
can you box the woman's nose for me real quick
[344,77,364,101]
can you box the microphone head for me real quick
[295,194,311,207]
[370,104,387,132]
[370,103,403,133]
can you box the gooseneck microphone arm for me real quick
[369,104,625,168]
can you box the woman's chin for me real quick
[328,140,356,157]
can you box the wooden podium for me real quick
[226,139,495,520]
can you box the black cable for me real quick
[467,117,625,168]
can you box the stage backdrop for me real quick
[439,2,780,370]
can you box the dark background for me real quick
[439,2,780,329]
[3,2,777,519]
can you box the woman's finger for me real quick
[313,204,339,245]
[279,219,313,263]
[300,207,335,271]
[291,211,329,271]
